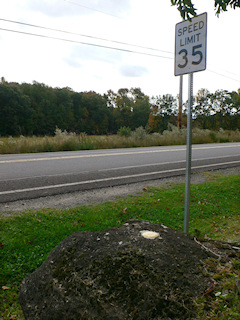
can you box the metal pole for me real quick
[178,75,183,130]
[184,72,193,234]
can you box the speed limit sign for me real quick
[175,13,207,76]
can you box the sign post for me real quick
[174,13,207,233]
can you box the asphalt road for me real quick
[0,142,240,204]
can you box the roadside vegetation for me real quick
[0,126,240,154]
[0,173,239,319]
[1,80,240,138]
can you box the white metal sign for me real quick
[175,13,207,76]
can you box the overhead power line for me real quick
[0,18,173,55]
[208,69,240,84]
[64,0,123,19]
[0,27,173,60]
[1,19,239,83]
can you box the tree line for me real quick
[0,78,239,136]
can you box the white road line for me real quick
[99,154,240,172]
[2,154,239,181]
[0,160,239,196]
[0,144,239,164]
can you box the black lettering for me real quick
[193,22,198,31]
[196,33,201,41]
[183,26,187,35]
[199,21,204,29]
[192,44,203,65]
[178,28,182,36]
[187,36,194,44]
[178,49,188,68]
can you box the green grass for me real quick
[0,174,239,319]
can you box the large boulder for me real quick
[19,220,214,320]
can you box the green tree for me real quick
[231,89,240,129]
[21,82,58,135]
[193,89,212,129]
[129,88,151,129]
[81,91,110,134]
[55,87,75,131]
[0,83,34,136]
[193,88,239,130]
[150,94,177,132]
[110,88,132,129]
[210,89,235,130]
[231,89,240,114]
[171,0,240,20]
[71,92,85,132]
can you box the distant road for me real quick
[0,142,240,203]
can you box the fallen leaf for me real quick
[73,222,78,226]
[204,278,217,295]
[80,224,85,227]
[2,286,10,290]
[0,242,3,247]
[122,207,127,213]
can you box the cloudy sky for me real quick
[1,0,240,100]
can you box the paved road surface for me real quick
[0,142,240,204]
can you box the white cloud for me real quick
[25,0,132,18]
[25,0,80,17]
[0,0,239,99]
[120,65,149,77]
[65,44,123,67]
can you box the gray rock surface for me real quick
[19,220,215,320]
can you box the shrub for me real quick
[132,126,147,140]
[117,126,132,137]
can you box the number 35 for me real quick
[178,44,203,69]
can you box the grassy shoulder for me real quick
[0,173,239,319]
[0,127,240,154]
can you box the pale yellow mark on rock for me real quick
[140,230,162,239]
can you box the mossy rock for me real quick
[19,220,215,320]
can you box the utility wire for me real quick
[64,0,123,20]
[0,27,173,60]
[0,18,173,55]
[1,19,239,83]
[208,69,240,84]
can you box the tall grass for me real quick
[0,127,239,154]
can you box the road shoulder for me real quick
[1,167,239,214]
